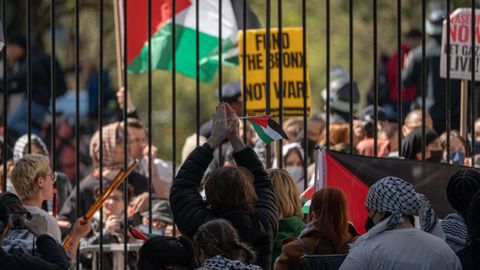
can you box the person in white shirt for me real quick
[9,154,91,259]
[340,176,462,270]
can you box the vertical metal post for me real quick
[218,0,223,166]
[373,0,378,156]
[421,0,426,160]
[242,0,247,143]
[99,0,105,268]
[349,0,354,154]
[26,0,32,152]
[278,0,284,168]
[397,0,402,154]
[325,0,330,148]
[446,0,451,162]
[195,0,200,146]
[302,0,308,190]
[471,0,476,160]
[147,0,153,232]
[171,0,177,236]
[51,0,57,171]
[2,0,7,192]
[122,0,129,267]
[74,0,80,266]
[265,0,271,169]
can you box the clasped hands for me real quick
[206,103,243,149]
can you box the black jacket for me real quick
[0,234,70,270]
[170,144,278,270]
[402,37,461,134]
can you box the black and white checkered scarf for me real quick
[353,176,437,248]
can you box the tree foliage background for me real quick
[3,0,474,162]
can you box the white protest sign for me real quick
[440,8,480,80]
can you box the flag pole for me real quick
[238,115,270,120]
[113,0,124,87]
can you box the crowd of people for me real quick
[0,5,479,270]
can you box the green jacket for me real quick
[272,215,305,262]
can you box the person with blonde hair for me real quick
[268,169,305,263]
[9,154,91,258]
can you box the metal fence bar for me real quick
[147,0,153,233]
[302,0,308,190]
[349,0,354,154]
[195,0,200,147]
[99,0,105,267]
[26,0,32,152]
[242,0,247,143]
[2,0,7,192]
[122,0,129,267]
[171,0,177,237]
[51,0,57,173]
[471,0,476,160]
[218,0,223,166]
[446,0,451,163]
[277,0,284,169]
[397,0,402,154]
[74,0,81,266]
[373,0,378,157]
[325,0,330,148]
[265,0,271,168]
[421,0,426,160]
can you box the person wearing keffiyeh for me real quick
[340,176,462,270]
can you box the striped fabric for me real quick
[441,212,468,253]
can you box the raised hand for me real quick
[225,103,240,140]
[207,103,228,149]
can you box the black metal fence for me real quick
[0,0,479,269]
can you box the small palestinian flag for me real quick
[246,116,288,144]
[306,148,468,233]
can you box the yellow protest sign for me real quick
[238,27,311,117]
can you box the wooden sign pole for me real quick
[460,80,468,140]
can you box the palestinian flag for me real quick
[247,116,288,144]
[119,0,260,83]
[305,148,466,233]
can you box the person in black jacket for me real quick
[170,103,279,270]
[0,34,67,139]
[0,197,70,270]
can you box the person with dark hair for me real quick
[441,169,480,252]
[386,29,422,121]
[402,8,461,134]
[275,188,352,270]
[400,127,440,161]
[137,235,195,270]
[194,219,260,269]
[457,190,480,269]
[0,34,67,139]
[170,103,278,270]
[438,130,470,165]
[340,177,461,270]
[0,197,71,269]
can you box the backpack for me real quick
[295,237,346,270]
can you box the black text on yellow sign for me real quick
[238,28,311,117]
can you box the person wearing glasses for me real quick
[10,154,61,242]
[8,155,91,262]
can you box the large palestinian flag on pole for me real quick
[302,148,466,233]
[118,0,260,83]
